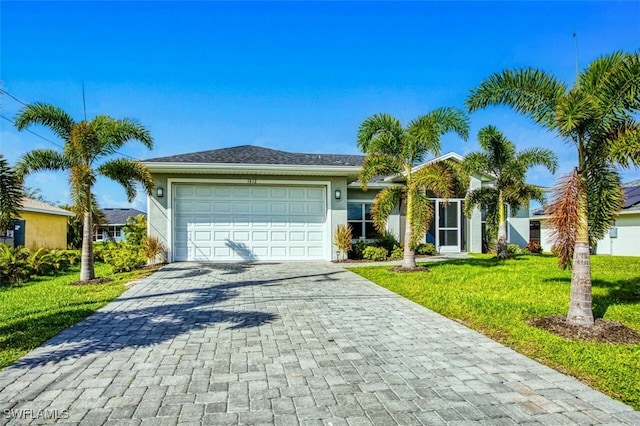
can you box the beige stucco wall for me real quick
[20,211,68,250]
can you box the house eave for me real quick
[21,207,75,217]
[145,162,362,178]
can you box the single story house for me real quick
[144,145,529,262]
[0,198,74,249]
[94,208,146,242]
[531,179,640,256]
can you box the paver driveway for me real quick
[1,262,638,425]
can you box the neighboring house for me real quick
[94,208,146,242]
[531,179,640,256]
[0,198,74,249]
[144,145,527,262]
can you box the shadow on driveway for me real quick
[9,264,348,369]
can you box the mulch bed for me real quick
[70,277,113,286]
[528,315,640,344]
[389,266,429,273]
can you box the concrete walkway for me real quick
[1,262,638,425]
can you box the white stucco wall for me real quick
[594,213,640,256]
[537,212,640,256]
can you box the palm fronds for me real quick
[547,170,582,269]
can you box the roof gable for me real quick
[101,208,146,226]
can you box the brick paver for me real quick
[1,262,638,425]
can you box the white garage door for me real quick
[173,184,328,261]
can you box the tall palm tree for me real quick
[357,109,470,269]
[463,126,557,259]
[0,154,23,234]
[15,102,154,282]
[467,50,640,326]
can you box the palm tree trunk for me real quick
[80,211,95,281]
[497,192,508,260]
[402,187,416,269]
[567,186,594,326]
[79,179,95,282]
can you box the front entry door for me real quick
[437,201,460,253]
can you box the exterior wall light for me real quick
[157,187,164,198]
[335,189,341,200]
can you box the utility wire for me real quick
[0,88,141,160]
[1,113,64,149]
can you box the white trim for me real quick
[146,162,360,177]
[167,177,333,262]
[21,207,75,217]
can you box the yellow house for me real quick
[14,198,74,250]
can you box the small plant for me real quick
[103,245,146,273]
[142,236,166,265]
[332,224,353,261]
[416,243,437,256]
[389,245,404,260]
[0,245,34,285]
[375,234,399,253]
[362,246,388,261]
[349,239,373,260]
[527,241,543,254]
[507,243,522,255]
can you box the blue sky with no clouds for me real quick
[1,1,639,211]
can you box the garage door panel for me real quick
[174,184,327,261]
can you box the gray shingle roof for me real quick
[145,145,365,167]
[101,208,146,226]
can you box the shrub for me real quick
[375,234,399,253]
[507,243,522,255]
[416,243,437,256]
[0,245,33,285]
[332,224,353,261]
[362,246,388,261]
[142,236,166,265]
[527,241,543,254]
[102,245,146,273]
[349,239,373,260]
[389,245,404,260]
[122,215,147,247]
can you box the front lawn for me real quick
[0,262,157,369]
[349,254,640,410]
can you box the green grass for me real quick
[0,262,157,369]
[349,254,640,410]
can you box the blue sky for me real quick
[1,1,639,211]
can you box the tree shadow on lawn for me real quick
[543,275,640,319]
[6,266,345,369]
[416,254,538,270]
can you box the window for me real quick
[348,203,380,239]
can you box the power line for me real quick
[0,113,64,149]
[0,88,141,161]
[0,88,28,106]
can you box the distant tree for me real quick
[357,109,470,269]
[467,50,640,326]
[15,103,154,282]
[0,154,23,233]
[463,126,557,259]
[60,202,105,250]
[122,214,147,246]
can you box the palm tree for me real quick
[463,126,557,259]
[357,109,470,269]
[15,102,154,282]
[467,50,640,326]
[0,154,23,234]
